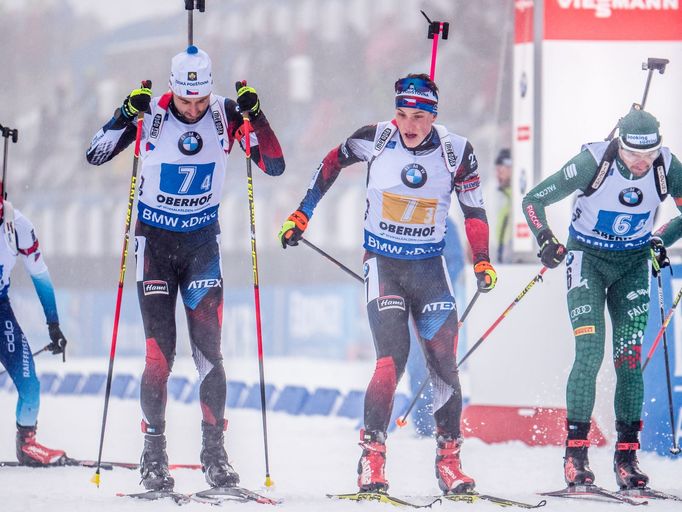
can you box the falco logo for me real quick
[374,127,393,152]
[143,280,169,296]
[377,295,405,312]
[619,187,643,207]
[401,163,427,189]
[178,131,203,155]
[150,113,163,138]
[188,278,222,289]
[187,71,198,81]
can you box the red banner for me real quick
[545,0,682,41]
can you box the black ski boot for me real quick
[139,424,174,491]
[563,421,595,486]
[16,423,66,466]
[614,421,649,489]
[200,421,240,488]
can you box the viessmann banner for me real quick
[545,1,682,41]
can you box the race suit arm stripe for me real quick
[85,109,138,166]
[655,154,682,246]
[297,125,375,218]
[521,150,595,238]
[225,99,285,176]
[16,215,58,324]
[454,141,490,263]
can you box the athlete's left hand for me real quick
[474,261,497,293]
[47,323,67,361]
[650,236,670,277]
[235,81,261,117]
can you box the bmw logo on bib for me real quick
[178,131,203,156]
[401,163,427,189]
[619,187,643,207]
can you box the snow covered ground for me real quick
[0,357,680,511]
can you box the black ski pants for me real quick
[134,221,226,431]
[363,252,463,438]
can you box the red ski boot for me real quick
[16,424,66,466]
[435,436,475,494]
[357,429,388,493]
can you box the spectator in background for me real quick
[494,148,512,262]
[406,217,465,436]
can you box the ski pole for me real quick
[0,344,50,377]
[642,285,682,372]
[651,271,681,454]
[605,57,668,141]
[91,80,151,487]
[396,290,482,427]
[240,103,274,488]
[420,10,449,81]
[457,266,548,368]
[1,123,19,199]
[301,237,363,284]
[185,0,205,47]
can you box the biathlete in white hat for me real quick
[86,45,285,492]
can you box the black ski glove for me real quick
[650,236,670,277]
[536,229,566,269]
[121,85,152,120]
[47,323,67,362]
[235,81,261,118]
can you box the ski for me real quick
[193,486,280,505]
[0,459,201,471]
[0,457,114,470]
[328,492,439,508]
[117,490,193,505]
[540,485,647,506]
[118,486,279,506]
[101,461,201,470]
[441,492,547,508]
[618,487,682,501]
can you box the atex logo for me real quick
[422,301,455,313]
[556,0,679,19]
[188,279,222,289]
[143,280,169,296]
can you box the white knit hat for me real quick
[169,45,213,98]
